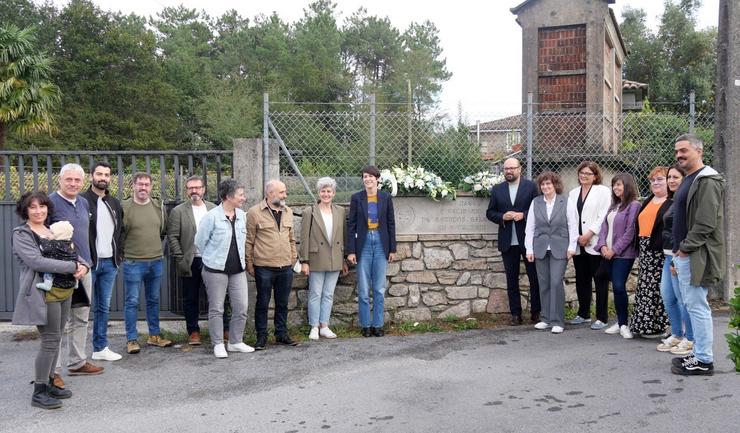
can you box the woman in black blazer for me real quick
[346,165,396,337]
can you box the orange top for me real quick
[638,200,662,237]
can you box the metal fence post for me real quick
[407,79,413,165]
[526,92,534,180]
[689,90,696,133]
[369,93,376,166]
[263,92,269,189]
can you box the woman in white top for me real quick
[299,177,347,340]
[567,161,612,329]
[525,172,579,334]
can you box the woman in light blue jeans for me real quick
[300,177,347,340]
[657,164,694,355]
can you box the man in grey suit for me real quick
[167,175,216,345]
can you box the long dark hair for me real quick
[610,173,638,211]
[666,164,687,199]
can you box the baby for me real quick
[36,221,79,291]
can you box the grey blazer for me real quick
[531,194,571,260]
[299,204,346,272]
[167,200,216,277]
[12,224,88,326]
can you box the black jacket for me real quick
[486,179,538,252]
[662,202,675,252]
[81,187,124,268]
[635,195,672,252]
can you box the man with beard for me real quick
[81,161,124,362]
[246,179,298,350]
[167,175,217,345]
[486,158,541,325]
[670,134,725,375]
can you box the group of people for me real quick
[486,133,725,377]
[12,162,397,409]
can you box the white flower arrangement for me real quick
[379,164,456,201]
[459,171,505,197]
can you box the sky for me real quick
[53,0,721,119]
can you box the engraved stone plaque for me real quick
[392,196,498,235]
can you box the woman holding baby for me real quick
[11,191,89,410]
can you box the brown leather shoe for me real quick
[146,335,173,347]
[188,331,202,346]
[68,361,104,376]
[223,330,230,343]
[530,312,540,324]
[509,315,523,326]
[52,373,65,389]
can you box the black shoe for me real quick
[672,354,694,367]
[361,327,372,337]
[530,312,540,324]
[47,377,72,399]
[254,335,267,351]
[31,383,62,410]
[671,356,714,376]
[372,327,385,337]
[509,315,523,326]
[276,335,299,346]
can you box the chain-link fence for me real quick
[268,98,714,202]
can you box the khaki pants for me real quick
[56,272,93,372]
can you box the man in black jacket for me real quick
[486,158,540,325]
[81,161,124,362]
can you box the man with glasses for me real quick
[167,175,217,345]
[486,158,540,325]
[121,172,171,354]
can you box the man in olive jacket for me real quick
[167,175,216,345]
[671,133,726,376]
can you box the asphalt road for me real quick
[0,316,737,433]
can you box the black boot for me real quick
[48,377,72,399]
[31,382,62,409]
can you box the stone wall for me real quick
[284,233,592,327]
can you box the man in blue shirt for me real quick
[49,163,104,385]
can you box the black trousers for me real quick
[501,246,540,317]
[181,257,229,334]
[572,252,609,323]
[254,266,293,338]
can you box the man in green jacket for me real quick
[671,133,726,376]
[167,175,216,345]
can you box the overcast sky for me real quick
[53,0,721,118]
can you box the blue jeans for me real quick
[92,258,119,352]
[661,256,693,340]
[357,230,388,328]
[123,258,163,341]
[307,271,340,326]
[674,255,713,363]
[603,258,635,326]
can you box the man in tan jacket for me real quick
[246,179,298,350]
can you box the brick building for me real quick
[511,0,627,153]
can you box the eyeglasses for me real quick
[579,172,595,176]
[134,182,151,187]
[186,186,204,190]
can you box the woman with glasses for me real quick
[630,167,671,338]
[567,161,612,329]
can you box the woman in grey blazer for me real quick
[525,172,578,334]
[300,177,347,340]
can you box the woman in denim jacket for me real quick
[195,179,252,358]
[594,173,641,339]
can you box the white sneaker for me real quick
[309,327,319,340]
[604,323,620,334]
[551,326,564,334]
[620,325,634,339]
[534,321,550,330]
[91,347,122,361]
[227,342,255,353]
[657,335,681,352]
[590,320,607,330]
[213,343,228,358]
[670,338,694,355]
[319,327,337,339]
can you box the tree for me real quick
[0,24,61,150]
[620,0,717,110]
